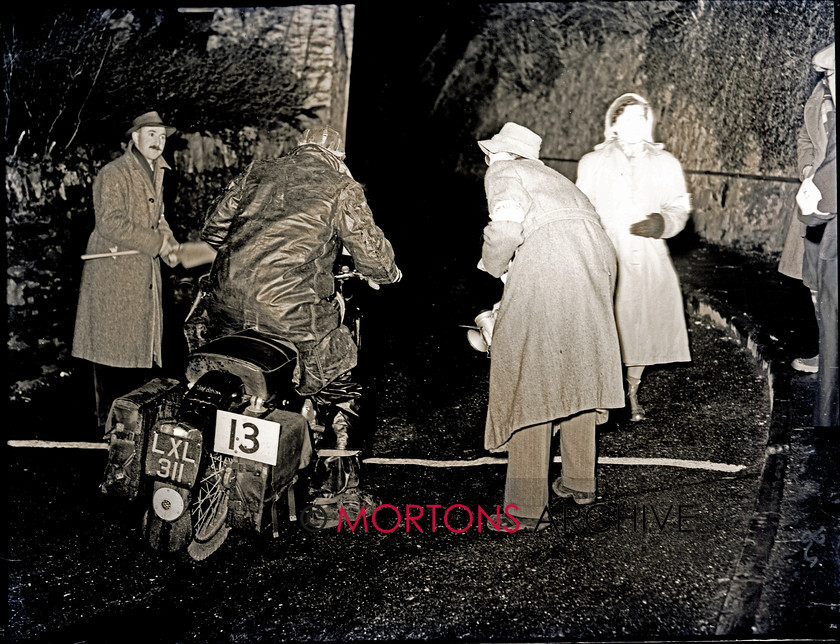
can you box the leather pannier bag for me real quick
[99,377,182,500]
[227,408,312,536]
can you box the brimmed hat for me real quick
[477,122,542,160]
[126,111,176,138]
[812,42,835,72]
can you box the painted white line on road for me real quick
[595,457,746,472]
[7,440,108,450]
[365,456,747,473]
[5,441,747,473]
[364,456,508,467]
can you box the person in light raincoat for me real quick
[477,122,624,530]
[779,42,836,375]
[795,42,837,428]
[576,93,692,421]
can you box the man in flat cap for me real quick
[72,110,181,432]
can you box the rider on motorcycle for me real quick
[184,125,402,512]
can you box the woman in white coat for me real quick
[576,93,692,421]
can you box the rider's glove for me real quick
[366,267,402,290]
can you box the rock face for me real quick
[421,1,833,254]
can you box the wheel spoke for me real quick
[192,452,231,539]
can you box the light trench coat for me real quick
[576,138,692,367]
[779,78,834,280]
[480,158,625,451]
[72,143,172,368]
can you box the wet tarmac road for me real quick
[6,278,777,642]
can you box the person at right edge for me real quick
[576,93,692,422]
[795,43,837,429]
[779,42,836,376]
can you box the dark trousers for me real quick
[311,370,364,448]
[93,363,159,430]
[802,225,825,291]
[815,252,838,427]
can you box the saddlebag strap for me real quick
[271,498,280,538]
[270,475,299,537]
[287,476,298,522]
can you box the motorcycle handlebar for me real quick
[335,268,382,291]
[334,268,364,280]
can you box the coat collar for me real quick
[125,139,171,173]
[595,137,664,158]
[291,144,343,172]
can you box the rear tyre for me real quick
[187,452,232,561]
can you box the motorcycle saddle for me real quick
[185,329,298,401]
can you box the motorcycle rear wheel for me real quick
[187,452,232,561]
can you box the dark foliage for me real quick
[644,0,835,174]
[3,8,307,158]
[3,9,116,156]
[4,7,310,402]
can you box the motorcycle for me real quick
[99,255,367,560]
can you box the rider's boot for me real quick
[310,400,362,497]
[308,399,381,527]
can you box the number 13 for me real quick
[228,418,260,454]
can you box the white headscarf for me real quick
[595,92,664,151]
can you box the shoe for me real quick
[792,355,819,373]
[309,490,377,529]
[552,478,596,505]
[485,514,549,533]
[626,378,645,422]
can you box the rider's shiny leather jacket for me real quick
[199,144,400,393]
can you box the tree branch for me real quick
[64,33,112,151]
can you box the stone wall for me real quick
[428,1,833,255]
[207,5,354,137]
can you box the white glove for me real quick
[796,177,823,216]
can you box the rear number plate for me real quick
[145,426,201,486]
